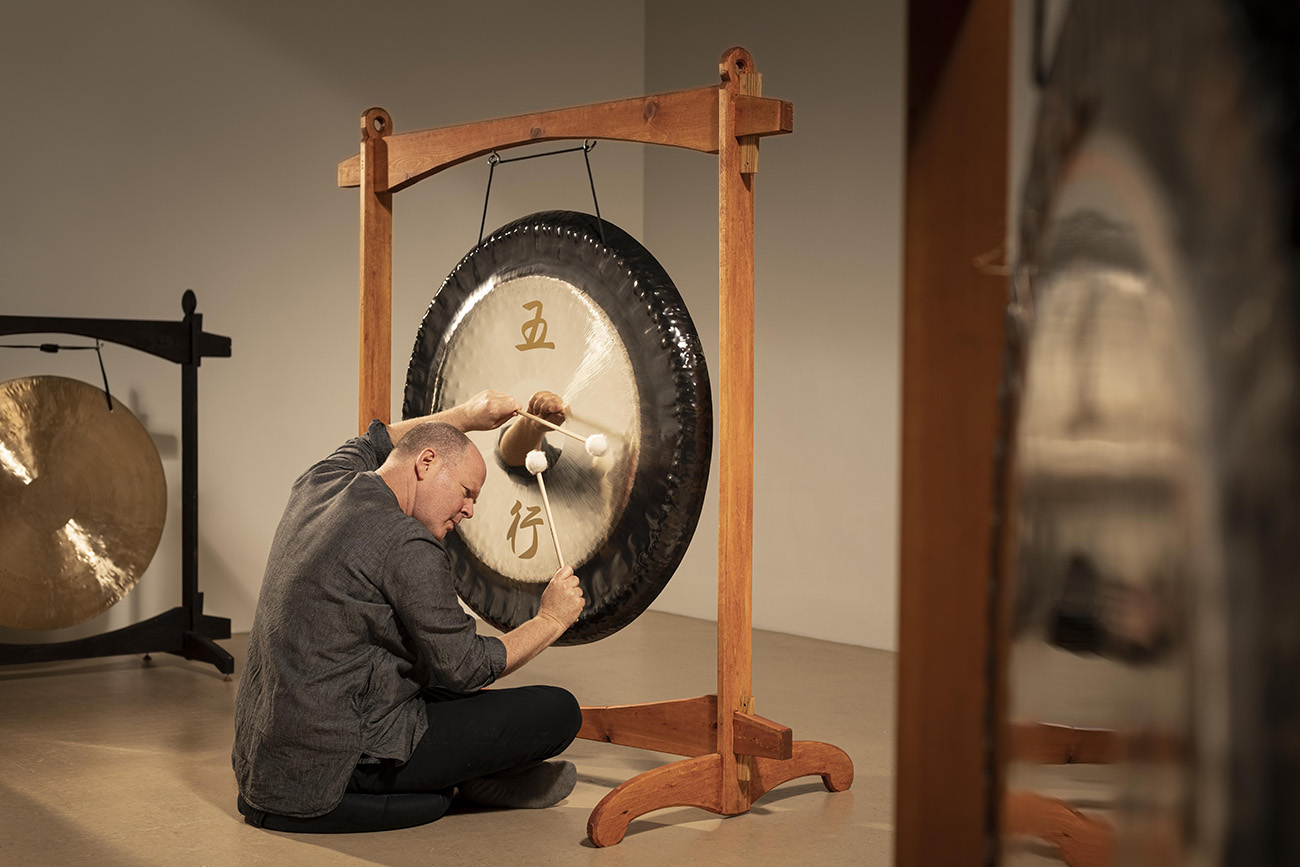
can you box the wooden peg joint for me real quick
[361,107,392,141]
[719,46,756,83]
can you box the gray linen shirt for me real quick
[232,421,507,817]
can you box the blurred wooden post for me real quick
[897,0,1011,864]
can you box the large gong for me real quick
[404,210,711,644]
[0,376,167,630]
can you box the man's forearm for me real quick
[498,418,548,467]
[385,391,521,444]
[385,406,471,444]
[499,613,567,675]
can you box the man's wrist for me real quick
[431,405,471,432]
[537,610,569,635]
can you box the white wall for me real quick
[0,0,901,651]
[643,2,904,649]
[0,0,646,642]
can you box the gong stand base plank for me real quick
[578,696,794,759]
[0,293,235,676]
[579,695,855,847]
[584,741,856,848]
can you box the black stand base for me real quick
[0,595,234,676]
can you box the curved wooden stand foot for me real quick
[751,740,855,800]
[586,740,855,847]
[587,754,724,847]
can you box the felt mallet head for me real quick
[584,434,608,458]
[525,449,549,475]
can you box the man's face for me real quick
[413,445,486,540]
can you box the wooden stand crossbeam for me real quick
[340,46,853,847]
[337,89,793,193]
[339,60,793,432]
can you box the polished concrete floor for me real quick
[0,612,892,866]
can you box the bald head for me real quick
[378,421,485,539]
[389,421,471,465]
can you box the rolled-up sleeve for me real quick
[381,536,506,693]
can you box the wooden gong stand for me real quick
[338,46,853,847]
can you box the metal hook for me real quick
[0,339,114,410]
[476,141,607,247]
[94,340,114,411]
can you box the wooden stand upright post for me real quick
[357,108,394,433]
[339,47,853,847]
[578,50,852,845]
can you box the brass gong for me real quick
[405,211,712,644]
[0,376,166,630]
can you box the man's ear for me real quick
[415,448,437,480]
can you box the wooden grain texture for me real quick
[737,72,763,173]
[896,0,1011,864]
[578,696,718,757]
[750,741,855,801]
[733,710,793,760]
[336,88,793,193]
[358,108,393,433]
[716,44,759,817]
[587,754,724,848]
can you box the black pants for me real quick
[239,684,582,834]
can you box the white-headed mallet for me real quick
[525,449,565,569]
[516,408,609,458]
[584,433,608,457]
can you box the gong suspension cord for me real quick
[478,139,606,247]
[0,340,115,410]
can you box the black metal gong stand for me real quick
[0,290,234,676]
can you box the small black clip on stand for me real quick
[0,290,234,676]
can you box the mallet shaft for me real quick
[534,471,565,569]
[516,408,587,445]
